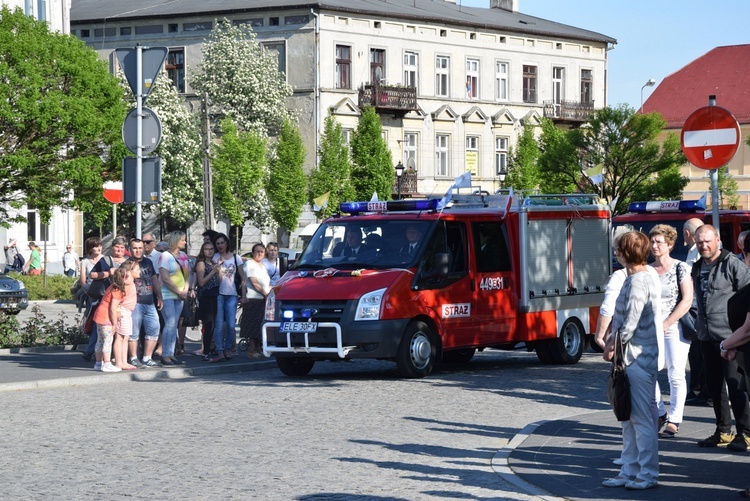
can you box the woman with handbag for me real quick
[649,225,693,438]
[208,233,246,363]
[79,237,110,362]
[602,231,661,491]
[158,231,190,366]
[194,241,220,359]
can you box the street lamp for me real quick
[498,168,507,190]
[395,161,405,200]
[640,78,656,113]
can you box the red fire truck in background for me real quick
[262,193,612,378]
[613,199,750,262]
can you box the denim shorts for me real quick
[130,302,160,341]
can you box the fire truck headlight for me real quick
[355,287,386,321]
[264,289,276,321]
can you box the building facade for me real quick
[71,0,615,200]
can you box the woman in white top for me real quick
[241,243,271,357]
[649,224,693,438]
[208,233,246,363]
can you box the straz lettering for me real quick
[479,276,505,291]
[442,303,471,318]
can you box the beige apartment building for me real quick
[71,0,615,200]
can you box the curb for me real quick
[0,358,276,392]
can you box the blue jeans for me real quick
[161,299,183,357]
[65,269,76,277]
[130,302,160,341]
[213,294,237,352]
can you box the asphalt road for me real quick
[0,347,609,500]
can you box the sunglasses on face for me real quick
[142,240,154,244]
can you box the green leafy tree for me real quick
[717,166,740,209]
[536,119,579,194]
[309,114,356,218]
[191,19,294,137]
[538,105,686,215]
[350,107,393,201]
[211,118,267,232]
[506,123,541,192]
[267,119,307,232]
[0,6,127,227]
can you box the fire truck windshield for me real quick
[295,220,433,269]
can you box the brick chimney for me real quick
[490,0,518,12]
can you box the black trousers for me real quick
[702,340,750,435]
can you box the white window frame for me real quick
[436,134,450,177]
[495,61,508,102]
[552,66,565,105]
[403,132,418,172]
[581,69,593,103]
[466,58,479,99]
[403,51,418,90]
[335,44,352,89]
[495,136,509,175]
[523,64,537,103]
[435,55,450,97]
[465,135,480,175]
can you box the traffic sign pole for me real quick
[709,96,720,232]
[136,44,143,239]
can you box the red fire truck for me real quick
[262,193,612,378]
[613,199,750,262]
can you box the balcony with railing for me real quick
[391,170,419,198]
[543,100,595,124]
[358,83,418,116]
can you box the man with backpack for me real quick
[3,239,23,273]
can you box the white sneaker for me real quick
[101,363,122,373]
[93,362,102,371]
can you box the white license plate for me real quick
[280,321,318,333]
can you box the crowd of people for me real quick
[78,230,279,371]
[598,222,750,493]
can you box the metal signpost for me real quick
[681,95,741,233]
[116,45,168,238]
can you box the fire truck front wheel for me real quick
[396,321,437,378]
[276,357,316,377]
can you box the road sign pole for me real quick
[708,95,721,234]
[136,44,143,239]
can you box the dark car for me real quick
[0,272,29,314]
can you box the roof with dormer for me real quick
[643,44,750,129]
[70,0,616,45]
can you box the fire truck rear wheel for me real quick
[550,318,585,364]
[396,321,437,378]
[276,357,316,377]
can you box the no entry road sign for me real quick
[681,105,741,170]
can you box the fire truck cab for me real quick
[262,193,612,378]
[613,199,750,262]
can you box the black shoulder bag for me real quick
[607,330,631,422]
[675,263,698,341]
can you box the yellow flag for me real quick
[585,164,604,185]
[313,192,330,211]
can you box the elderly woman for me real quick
[242,242,272,358]
[649,224,693,438]
[602,231,661,491]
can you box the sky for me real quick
[460,0,750,110]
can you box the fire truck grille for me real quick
[277,300,348,323]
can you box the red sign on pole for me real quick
[681,105,741,170]
[103,181,124,204]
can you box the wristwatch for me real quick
[720,342,728,352]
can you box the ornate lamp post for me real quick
[498,168,507,190]
[395,161,405,200]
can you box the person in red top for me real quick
[93,261,139,372]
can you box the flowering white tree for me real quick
[143,75,203,224]
[191,19,294,137]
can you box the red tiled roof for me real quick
[642,44,750,129]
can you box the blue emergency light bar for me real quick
[627,199,705,213]
[339,199,439,215]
